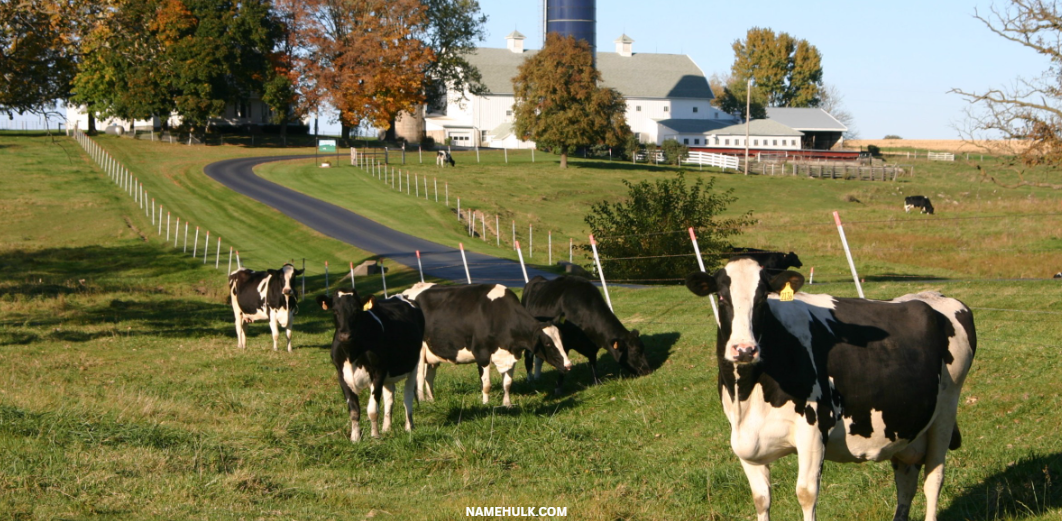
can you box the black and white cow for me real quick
[436,150,455,167]
[685,257,975,521]
[401,282,572,406]
[317,290,423,442]
[730,247,803,272]
[904,195,935,214]
[522,275,651,394]
[228,264,303,351]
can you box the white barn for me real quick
[425,32,737,148]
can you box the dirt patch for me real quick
[123,216,148,241]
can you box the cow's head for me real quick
[783,252,803,269]
[317,289,375,356]
[686,258,804,364]
[268,263,304,300]
[535,314,573,373]
[612,329,652,376]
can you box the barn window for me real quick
[683,138,688,145]
[693,106,699,113]
[773,140,778,146]
[664,106,669,112]
[481,130,488,142]
[506,110,512,116]
[754,139,759,146]
[714,137,719,145]
[636,105,642,112]
[694,138,700,145]
[725,139,730,145]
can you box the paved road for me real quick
[204,154,557,286]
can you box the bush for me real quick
[661,139,689,165]
[583,172,754,283]
[883,134,902,140]
[867,144,881,157]
[421,136,435,150]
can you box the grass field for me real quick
[1,132,1060,520]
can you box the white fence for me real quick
[684,151,739,170]
[927,152,955,161]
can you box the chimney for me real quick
[615,34,634,57]
[506,30,526,53]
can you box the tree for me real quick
[711,73,767,121]
[294,0,434,140]
[819,83,858,139]
[720,27,823,113]
[512,33,631,168]
[417,0,487,112]
[661,138,688,165]
[583,173,753,283]
[951,1,1062,170]
[0,0,87,122]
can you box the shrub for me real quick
[421,136,435,150]
[583,172,754,283]
[883,134,902,140]
[661,139,689,165]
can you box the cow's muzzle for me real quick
[728,343,760,364]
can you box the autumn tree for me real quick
[512,33,631,168]
[714,28,823,119]
[952,1,1062,170]
[294,0,434,140]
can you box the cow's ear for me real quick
[316,294,332,310]
[294,269,304,276]
[685,271,718,296]
[770,271,805,295]
[362,295,375,311]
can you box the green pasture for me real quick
[0,133,1059,520]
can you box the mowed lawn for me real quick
[0,133,1059,520]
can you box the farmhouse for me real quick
[65,97,291,135]
[424,32,737,148]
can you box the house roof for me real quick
[765,107,847,132]
[710,119,804,137]
[463,48,714,100]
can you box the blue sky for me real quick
[6,1,1044,140]
[477,0,1049,140]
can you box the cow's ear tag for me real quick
[362,298,374,311]
[779,282,795,302]
[559,316,566,325]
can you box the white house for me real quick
[65,98,281,134]
[425,32,737,148]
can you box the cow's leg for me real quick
[381,382,396,433]
[478,364,491,405]
[234,315,246,349]
[794,430,825,521]
[367,383,382,439]
[268,313,280,351]
[891,459,921,521]
[524,355,535,381]
[739,459,772,521]
[424,364,437,401]
[588,350,601,385]
[534,356,543,381]
[402,373,416,432]
[283,310,294,352]
[922,406,959,521]
[338,372,361,443]
[500,365,515,407]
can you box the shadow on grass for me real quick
[942,452,1062,520]
[441,395,582,426]
[864,273,954,283]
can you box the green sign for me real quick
[318,139,336,153]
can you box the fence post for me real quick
[349,261,356,290]
[459,243,471,284]
[203,231,209,263]
[324,261,329,296]
[228,247,233,274]
[515,241,529,283]
[415,251,424,283]
[496,215,500,246]
[193,227,199,257]
[589,235,613,312]
[833,211,865,298]
[435,178,438,202]
[237,251,242,269]
[689,227,720,326]
[380,259,389,297]
[215,237,221,269]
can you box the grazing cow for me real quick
[685,257,975,521]
[401,282,572,406]
[317,290,423,442]
[521,275,651,394]
[436,150,455,167]
[905,195,935,214]
[1054,272,1061,279]
[228,263,303,351]
[730,247,803,272]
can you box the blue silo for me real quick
[544,0,596,54]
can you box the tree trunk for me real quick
[279,115,288,147]
[385,118,397,142]
[87,112,97,135]
[341,124,350,141]
[560,151,568,168]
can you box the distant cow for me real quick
[1055,272,1062,279]
[317,290,423,442]
[522,275,651,394]
[905,195,935,214]
[401,282,572,407]
[436,150,455,167]
[730,247,803,272]
[685,257,975,521]
[228,263,303,351]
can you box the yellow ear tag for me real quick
[559,316,566,325]
[779,282,795,302]
[362,299,373,311]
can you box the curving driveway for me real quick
[203,155,557,286]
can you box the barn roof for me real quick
[464,48,714,100]
[708,119,804,137]
[765,107,847,132]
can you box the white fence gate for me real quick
[927,152,955,161]
[684,151,739,170]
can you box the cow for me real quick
[521,275,651,394]
[730,247,803,273]
[436,150,455,167]
[228,263,303,351]
[317,290,423,442]
[685,257,975,521]
[905,195,935,214]
[401,282,572,406]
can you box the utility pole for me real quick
[744,78,751,176]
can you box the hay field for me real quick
[845,139,1030,154]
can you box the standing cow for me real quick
[522,275,651,394]
[317,290,423,442]
[228,263,303,351]
[685,257,975,521]
[401,282,572,407]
